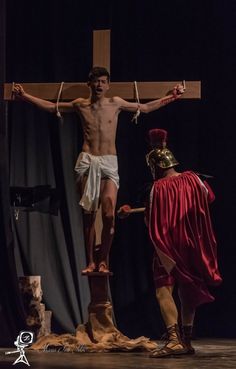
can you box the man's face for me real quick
[88,75,110,97]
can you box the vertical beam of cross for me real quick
[93,30,110,72]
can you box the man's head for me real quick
[146,129,179,179]
[87,66,110,98]
[88,66,110,83]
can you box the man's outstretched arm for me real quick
[12,84,75,113]
[116,84,185,113]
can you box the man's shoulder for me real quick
[110,96,122,103]
[108,96,126,108]
[72,97,90,108]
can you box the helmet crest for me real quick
[146,129,179,172]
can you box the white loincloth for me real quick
[74,152,119,212]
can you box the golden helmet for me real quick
[146,129,179,170]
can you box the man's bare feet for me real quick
[98,262,110,273]
[81,262,96,274]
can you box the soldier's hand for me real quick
[117,205,132,219]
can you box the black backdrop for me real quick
[1,0,236,345]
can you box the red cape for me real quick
[148,171,222,308]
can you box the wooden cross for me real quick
[4,29,201,101]
[4,29,200,246]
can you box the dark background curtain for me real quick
[1,0,236,345]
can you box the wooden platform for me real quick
[1,339,235,369]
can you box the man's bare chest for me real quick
[76,104,119,125]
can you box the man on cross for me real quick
[13,66,184,274]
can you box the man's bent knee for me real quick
[102,196,115,215]
[102,211,114,227]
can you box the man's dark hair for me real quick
[88,66,110,82]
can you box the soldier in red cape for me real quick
[145,129,222,358]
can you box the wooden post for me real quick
[18,276,52,338]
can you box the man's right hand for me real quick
[12,83,25,97]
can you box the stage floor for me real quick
[1,339,235,369]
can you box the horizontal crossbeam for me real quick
[4,81,201,101]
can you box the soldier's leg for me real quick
[150,285,187,358]
[178,287,196,354]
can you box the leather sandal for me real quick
[150,324,188,358]
[150,342,188,358]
